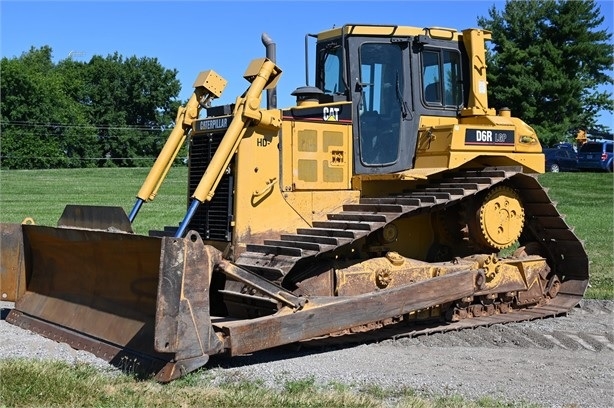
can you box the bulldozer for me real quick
[0,24,588,382]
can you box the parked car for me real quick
[552,142,576,151]
[577,140,613,172]
[543,148,578,172]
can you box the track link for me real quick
[232,166,589,336]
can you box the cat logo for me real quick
[323,107,340,121]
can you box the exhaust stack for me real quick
[261,33,277,109]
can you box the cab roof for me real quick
[316,24,463,41]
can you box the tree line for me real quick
[479,0,613,146]
[1,47,182,169]
[1,0,612,169]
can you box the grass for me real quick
[0,359,539,408]
[0,167,187,236]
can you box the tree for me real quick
[1,47,182,169]
[478,0,613,145]
[0,47,100,169]
[83,53,181,167]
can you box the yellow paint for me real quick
[233,113,356,248]
[281,109,352,191]
[317,25,461,41]
[410,113,544,174]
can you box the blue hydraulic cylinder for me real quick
[128,198,145,223]
[174,199,201,238]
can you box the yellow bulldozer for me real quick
[0,24,588,382]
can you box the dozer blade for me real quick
[4,209,223,382]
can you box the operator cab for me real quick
[313,25,469,174]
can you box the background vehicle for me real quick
[544,147,578,172]
[0,25,588,382]
[577,140,613,172]
[552,142,576,151]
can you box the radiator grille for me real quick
[187,132,233,241]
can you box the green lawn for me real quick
[0,167,187,236]
[0,168,611,298]
[0,359,539,408]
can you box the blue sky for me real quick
[1,0,613,127]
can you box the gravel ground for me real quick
[1,299,613,407]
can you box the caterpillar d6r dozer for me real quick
[1,25,589,382]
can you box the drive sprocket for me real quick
[471,185,525,250]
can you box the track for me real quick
[395,300,614,352]
[230,166,589,340]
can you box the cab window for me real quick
[422,48,462,107]
[320,43,346,95]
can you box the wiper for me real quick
[318,50,329,89]
[396,72,411,120]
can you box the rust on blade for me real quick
[0,223,26,302]
[154,231,224,381]
[11,224,164,355]
[57,205,134,232]
[6,222,223,380]
[5,308,168,375]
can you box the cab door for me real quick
[347,38,417,174]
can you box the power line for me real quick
[0,120,172,132]
[0,156,187,161]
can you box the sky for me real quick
[1,0,613,127]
